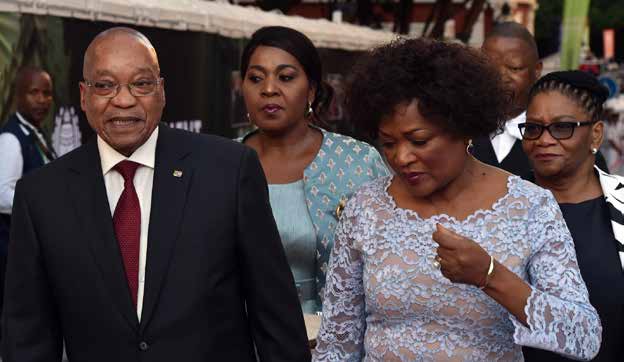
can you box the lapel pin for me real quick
[173,170,183,178]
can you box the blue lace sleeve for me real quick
[313,197,366,362]
[511,190,602,360]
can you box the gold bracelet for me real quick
[479,255,495,290]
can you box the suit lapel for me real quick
[140,127,193,332]
[472,136,498,166]
[66,140,139,330]
[500,140,532,179]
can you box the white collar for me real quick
[15,112,39,136]
[16,111,52,152]
[98,126,159,175]
[503,111,526,141]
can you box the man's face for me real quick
[16,72,53,126]
[482,36,542,117]
[80,34,165,156]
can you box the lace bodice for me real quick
[313,176,601,361]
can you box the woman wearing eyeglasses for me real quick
[520,70,624,361]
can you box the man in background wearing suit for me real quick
[2,27,310,361]
[472,21,543,178]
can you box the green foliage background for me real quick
[0,12,22,124]
[0,13,69,135]
[535,0,624,60]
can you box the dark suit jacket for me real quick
[472,137,533,178]
[2,126,311,362]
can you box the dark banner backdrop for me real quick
[63,18,246,143]
[4,16,360,155]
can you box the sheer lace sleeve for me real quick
[511,190,602,360]
[313,196,366,362]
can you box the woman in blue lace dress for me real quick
[313,39,601,361]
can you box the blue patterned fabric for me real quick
[238,126,390,310]
[314,175,601,361]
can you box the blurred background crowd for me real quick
[1,0,624,162]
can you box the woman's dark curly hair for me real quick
[347,38,510,141]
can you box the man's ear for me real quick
[160,78,166,105]
[79,82,87,112]
[534,60,543,80]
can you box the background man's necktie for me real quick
[34,135,57,161]
[113,160,141,307]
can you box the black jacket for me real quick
[2,125,311,362]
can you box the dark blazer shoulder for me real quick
[19,127,255,194]
[15,140,94,199]
[162,126,253,163]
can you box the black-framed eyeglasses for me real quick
[83,78,163,98]
[518,121,597,140]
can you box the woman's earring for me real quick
[304,102,313,118]
[466,139,474,155]
[591,147,598,155]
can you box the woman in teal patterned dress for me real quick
[237,26,389,312]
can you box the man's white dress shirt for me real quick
[98,126,159,321]
[0,112,51,214]
[490,111,526,163]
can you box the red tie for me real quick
[113,160,141,307]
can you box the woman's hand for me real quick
[432,224,491,287]
[432,223,532,325]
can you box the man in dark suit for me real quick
[2,27,310,361]
[472,22,542,178]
